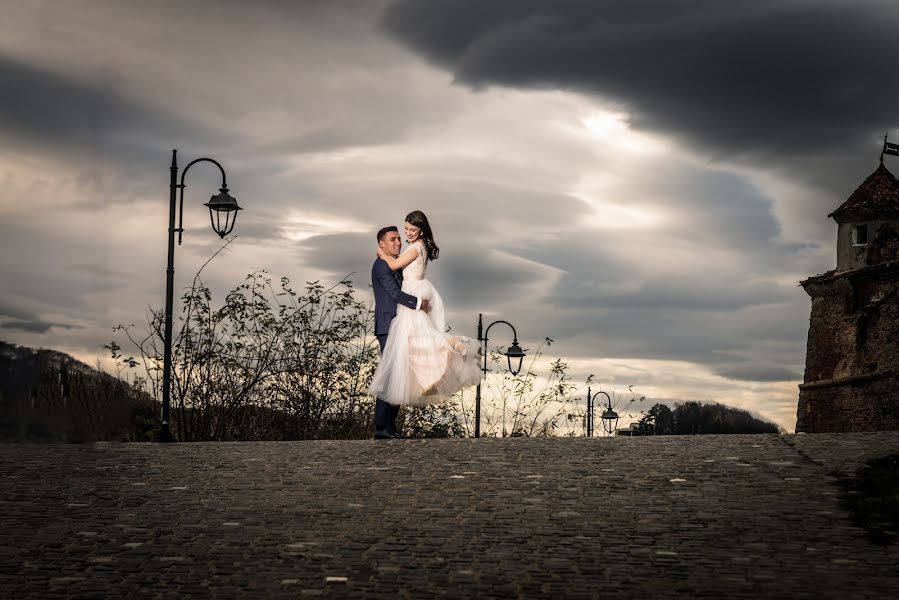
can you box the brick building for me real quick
[796,159,899,432]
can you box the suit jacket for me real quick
[372,258,418,336]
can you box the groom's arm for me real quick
[374,262,422,311]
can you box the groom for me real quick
[372,226,429,440]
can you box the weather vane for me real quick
[880,133,899,164]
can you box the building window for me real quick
[852,224,868,246]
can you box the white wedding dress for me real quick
[368,240,483,406]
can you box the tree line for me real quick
[629,401,782,435]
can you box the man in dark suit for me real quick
[372,226,429,439]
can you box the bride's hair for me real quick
[405,210,439,261]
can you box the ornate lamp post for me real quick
[157,149,243,442]
[586,387,619,436]
[474,313,526,438]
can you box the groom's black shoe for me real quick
[389,427,407,439]
[374,428,401,440]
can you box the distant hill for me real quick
[0,341,158,442]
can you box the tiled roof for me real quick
[829,162,899,220]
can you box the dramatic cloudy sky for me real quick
[2,0,897,431]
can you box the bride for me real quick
[368,210,483,406]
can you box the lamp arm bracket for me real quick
[483,319,519,344]
[589,389,612,405]
[175,157,230,245]
[179,157,228,189]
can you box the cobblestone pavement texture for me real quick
[2,433,898,599]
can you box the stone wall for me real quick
[797,264,899,432]
[835,219,899,271]
[797,374,899,432]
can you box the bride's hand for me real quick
[376,247,387,260]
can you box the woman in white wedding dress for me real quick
[368,210,483,406]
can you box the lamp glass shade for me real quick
[204,188,242,238]
[601,408,619,435]
[505,341,526,376]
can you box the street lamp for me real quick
[157,149,243,442]
[474,313,526,438]
[586,387,619,436]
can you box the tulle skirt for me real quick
[368,279,483,406]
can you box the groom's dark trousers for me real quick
[374,334,399,431]
[372,256,419,431]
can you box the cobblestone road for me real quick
[2,432,898,598]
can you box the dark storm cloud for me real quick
[557,278,793,311]
[719,365,802,382]
[502,287,809,388]
[0,54,214,159]
[646,167,783,250]
[383,0,899,185]
[296,232,550,312]
[548,304,806,361]
[511,160,802,312]
[296,233,381,285]
[0,302,38,324]
[0,299,77,334]
[0,317,77,334]
[431,249,553,312]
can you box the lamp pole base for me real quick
[154,424,176,443]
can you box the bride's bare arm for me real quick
[377,244,420,271]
